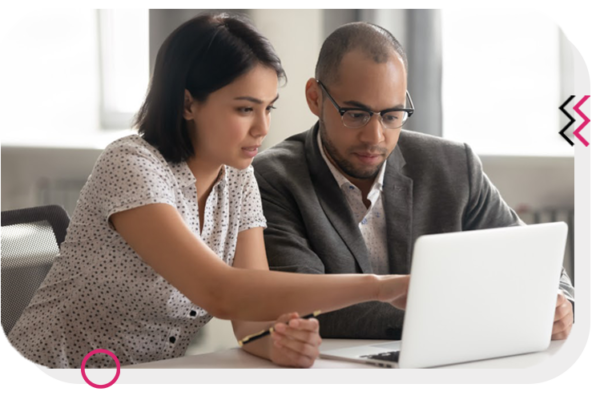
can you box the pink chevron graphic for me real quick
[573,95,590,147]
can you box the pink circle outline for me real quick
[80,349,121,389]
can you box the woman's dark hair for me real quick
[135,13,286,163]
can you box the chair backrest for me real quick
[1,205,70,335]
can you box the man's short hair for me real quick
[315,22,407,86]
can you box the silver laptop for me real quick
[320,222,568,368]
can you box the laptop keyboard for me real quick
[360,350,400,363]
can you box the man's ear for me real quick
[305,78,322,118]
[183,89,195,121]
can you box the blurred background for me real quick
[1,9,575,356]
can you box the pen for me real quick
[237,311,322,347]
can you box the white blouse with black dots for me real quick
[7,135,267,368]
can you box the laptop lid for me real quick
[319,223,568,368]
[398,222,567,368]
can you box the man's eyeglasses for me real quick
[317,80,414,130]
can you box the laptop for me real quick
[320,222,568,368]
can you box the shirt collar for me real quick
[171,162,228,190]
[140,135,227,191]
[214,165,228,188]
[317,131,386,193]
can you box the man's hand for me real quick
[269,312,322,368]
[551,292,573,340]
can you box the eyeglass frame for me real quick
[316,80,414,129]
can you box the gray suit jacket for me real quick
[253,122,575,339]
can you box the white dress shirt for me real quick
[318,133,389,274]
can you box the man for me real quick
[253,22,574,340]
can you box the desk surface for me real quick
[125,339,565,369]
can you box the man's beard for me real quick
[319,119,386,180]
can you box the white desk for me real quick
[125,339,565,369]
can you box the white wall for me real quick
[0,10,100,142]
[250,9,323,149]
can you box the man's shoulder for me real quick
[254,131,309,174]
[398,130,471,169]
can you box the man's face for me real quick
[318,50,408,181]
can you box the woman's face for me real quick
[184,64,279,171]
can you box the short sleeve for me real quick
[86,137,178,226]
[238,166,267,232]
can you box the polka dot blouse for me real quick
[7,134,267,368]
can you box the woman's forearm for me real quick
[231,320,274,361]
[211,268,383,321]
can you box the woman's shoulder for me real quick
[102,134,165,161]
[95,135,173,173]
[88,134,179,190]
[80,134,183,215]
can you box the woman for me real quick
[8,13,410,369]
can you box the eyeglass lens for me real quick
[342,109,408,129]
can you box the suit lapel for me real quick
[383,143,413,275]
[305,123,373,274]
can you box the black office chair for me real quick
[1,205,70,335]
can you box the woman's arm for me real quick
[110,203,409,321]
[230,228,321,367]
